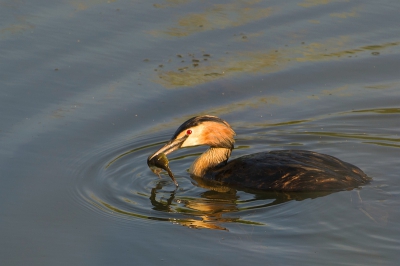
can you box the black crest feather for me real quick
[172,115,228,139]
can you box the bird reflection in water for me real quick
[149,177,333,230]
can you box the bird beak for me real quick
[148,135,189,161]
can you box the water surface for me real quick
[1,0,400,265]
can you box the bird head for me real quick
[148,115,235,162]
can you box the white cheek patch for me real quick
[180,125,204,147]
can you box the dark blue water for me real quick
[1,0,400,265]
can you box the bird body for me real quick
[148,115,369,191]
[202,150,368,191]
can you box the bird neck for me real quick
[189,147,232,177]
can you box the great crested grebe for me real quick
[147,115,369,191]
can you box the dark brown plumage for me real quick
[204,150,369,191]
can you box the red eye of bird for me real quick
[186,129,192,135]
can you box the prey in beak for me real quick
[147,135,189,187]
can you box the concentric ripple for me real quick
[68,129,337,230]
[69,108,394,230]
[67,106,396,230]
